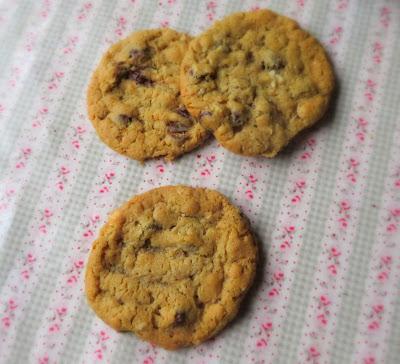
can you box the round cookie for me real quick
[85,185,257,350]
[87,29,208,162]
[180,10,334,157]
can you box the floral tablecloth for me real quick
[0,0,400,363]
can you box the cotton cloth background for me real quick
[0,0,399,363]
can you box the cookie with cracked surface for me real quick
[85,185,258,350]
[87,29,208,162]
[180,9,334,157]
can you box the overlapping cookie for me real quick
[180,10,334,157]
[87,29,208,162]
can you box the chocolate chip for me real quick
[130,47,151,59]
[174,312,186,325]
[246,51,254,63]
[199,110,212,119]
[261,56,285,71]
[176,106,191,119]
[110,113,136,126]
[118,114,133,124]
[230,112,247,131]
[114,67,131,86]
[129,69,153,86]
[167,121,190,134]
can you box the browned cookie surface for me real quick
[85,185,258,349]
[180,10,334,157]
[88,29,208,161]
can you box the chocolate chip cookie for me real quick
[180,10,334,157]
[87,29,208,162]
[85,185,257,350]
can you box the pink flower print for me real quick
[280,240,291,251]
[43,208,53,218]
[308,346,320,358]
[207,1,217,11]
[368,320,380,331]
[56,181,64,191]
[291,195,301,204]
[200,168,211,176]
[380,6,391,28]
[349,158,359,168]
[94,348,103,360]
[300,151,311,160]
[339,200,350,212]
[320,295,331,306]
[67,275,78,284]
[372,304,384,314]
[347,173,357,183]
[390,208,400,217]
[274,271,284,281]
[249,174,258,184]
[74,260,84,269]
[57,307,67,316]
[364,356,376,364]
[307,137,316,147]
[338,217,348,228]
[38,355,49,364]
[268,288,279,297]
[256,338,268,348]
[143,357,154,364]
[71,139,80,149]
[395,179,400,188]
[26,253,36,263]
[160,20,169,28]
[328,264,337,275]
[337,0,349,11]
[99,186,109,193]
[39,224,47,234]
[156,164,164,173]
[386,223,397,232]
[245,189,254,200]
[250,5,260,11]
[356,132,365,142]
[330,247,341,257]
[49,323,60,333]
[75,125,86,134]
[83,229,94,238]
[8,299,17,311]
[358,117,368,127]
[99,330,109,341]
[381,255,392,265]
[0,104,5,112]
[297,0,305,8]
[295,179,306,189]
[377,271,388,282]
[2,316,11,328]
[262,322,273,330]
[317,313,328,326]
[21,270,30,280]
[285,225,296,233]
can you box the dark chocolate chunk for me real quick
[167,121,190,134]
[114,67,130,86]
[129,47,151,60]
[246,51,254,63]
[176,106,191,119]
[199,110,212,119]
[129,69,153,86]
[230,112,247,131]
[174,312,186,325]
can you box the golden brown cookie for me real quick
[85,185,257,350]
[180,10,334,157]
[87,29,208,162]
